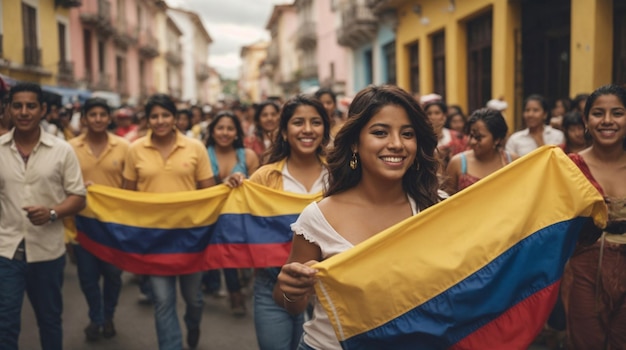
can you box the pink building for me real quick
[315,0,348,95]
[295,0,348,95]
[70,0,159,106]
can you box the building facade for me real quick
[380,0,626,129]
[238,41,268,103]
[167,7,212,104]
[0,0,78,88]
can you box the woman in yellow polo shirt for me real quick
[247,95,330,350]
[122,94,214,350]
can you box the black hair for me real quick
[553,97,572,113]
[573,93,590,112]
[145,93,177,117]
[466,108,509,146]
[9,82,43,104]
[314,88,337,104]
[561,110,584,131]
[325,85,441,211]
[82,97,111,116]
[423,100,448,115]
[265,95,330,164]
[583,84,626,149]
[524,94,549,113]
[445,111,467,130]
[206,111,245,149]
[253,100,281,139]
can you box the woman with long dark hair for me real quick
[247,94,330,350]
[275,85,443,349]
[204,111,259,316]
[563,85,626,349]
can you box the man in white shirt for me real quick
[0,82,86,350]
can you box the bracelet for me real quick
[282,292,300,303]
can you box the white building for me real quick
[167,7,212,104]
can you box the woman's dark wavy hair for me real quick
[465,108,508,147]
[206,111,245,149]
[314,88,337,104]
[145,93,177,117]
[325,85,441,210]
[253,100,281,139]
[583,84,626,149]
[265,95,330,164]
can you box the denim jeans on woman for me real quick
[150,272,203,350]
[254,268,304,350]
[73,244,122,325]
[0,254,65,350]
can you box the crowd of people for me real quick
[0,81,624,350]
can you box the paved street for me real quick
[17,257,552,350]
[19,260,258,350]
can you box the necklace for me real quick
[15,143,31,164]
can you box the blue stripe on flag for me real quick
[340,217,587,350]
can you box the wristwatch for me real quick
[49,209,58,223]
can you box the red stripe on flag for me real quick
[451,281,560,350]
[77,231,292,275]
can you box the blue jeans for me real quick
[203,269,241,293]
[0,254,65,350]
[150,272,203,350]
[73,244,122,325]
[296,334,317,350]
[254,268,304,350]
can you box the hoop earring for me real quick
[349,153,358,170]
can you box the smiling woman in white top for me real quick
[275,85,444,350]
[506,94,565,156]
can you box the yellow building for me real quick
[379,0,625,129]
[0,0,79,86]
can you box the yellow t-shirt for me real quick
[123,131,213,193]
[69,133,129,188]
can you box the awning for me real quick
[91,91,121,108]
[42,85,92,106]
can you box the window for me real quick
[97,40,105,73]
[84,29,92,80]
[22,2,39,66]
[432,31,446,99]
[115,55,128,94]
[408,42,420,94]
[58,22,67,63]
[383,40,396,85]
[467,13,492,113]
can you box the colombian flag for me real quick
[75,181,321,275]
[313,146,607,349]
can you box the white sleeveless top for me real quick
[291,197,418,350]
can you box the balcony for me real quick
[337,4,377,48]
[301,64,318,79]
[24,46,41,66]
[57,60,74,83]
[367,0,405,14]
[55,0,82,7]
[165,50,183,66]
[195,62,210,81]
[138,31,159,58]
[266,43,279,65]
[80,0,113,37]
[113,20,137,49]
[296,21,316,50]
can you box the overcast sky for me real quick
[166,0,290,79]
